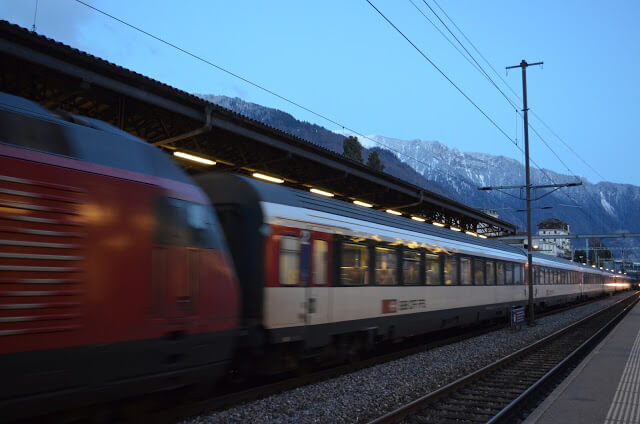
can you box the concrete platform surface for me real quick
[525,300,640,424]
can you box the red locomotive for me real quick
[0,92,240,421]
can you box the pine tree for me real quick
[367,150,384,172]
[343,136,363,163]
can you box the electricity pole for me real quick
[507,60,542,326]
[478,60,581,324]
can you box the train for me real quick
[0,91,633,421]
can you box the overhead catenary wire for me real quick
[414,0,606,233]
[364,0,519,148]
[429,0,607,185]
[70,0,463,181]
[412,0,582,183]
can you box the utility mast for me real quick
[480,60,580,326]
[508,60,542,326]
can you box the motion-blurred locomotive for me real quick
[0,92,632,421]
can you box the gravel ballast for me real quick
[185,292,633,424]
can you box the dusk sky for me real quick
[2,0,639,186]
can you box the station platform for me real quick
[525,299,640,424]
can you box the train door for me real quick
[305,232,330,326]
[152,197,196,322]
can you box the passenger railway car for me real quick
[197,173,631,367]
[0,92,240,421]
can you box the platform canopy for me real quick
[0,20,516,236]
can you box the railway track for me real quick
[368,292,639,424]
[17,294,625,424]
[151,295,615,423]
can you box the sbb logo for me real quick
[382,299,398,314]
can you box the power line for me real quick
[430,0,607,184]
[418,0,608,231]
[70,0,458,182]
[364,0,518,147]
[412,0,582,183]
[416,0,521,113]
[529,111,607,181]
[407,0,485,77]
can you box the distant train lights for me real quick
[432,221,445,227]
[411,216,426,222]
[173,151,216,165]
[386,209,402,216]
[450,226,461,232]
[252,173,284,184]
[478,234,487,239]
[353,200,373,208]
[465,231,478,237]
[310,188,334,197]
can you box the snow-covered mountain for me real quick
[202,94,640,258]
[351,135,640,236]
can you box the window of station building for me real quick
[341,243,369,286]
[474,258,485,285]
[496,262,505,285]
[279,235,300,286]
[505,263,514,285]
[312,239,328,285]
[425,253,441,285]
[375,247,398,285]
[460,257,472,285]
[403,250,421,285]
[514,265,523,285]
[444,255,458,285]
[486,261,496,285]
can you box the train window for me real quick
[486,261,496,285]
[505,263,514,285]
[0,110,74,157]
[70,125,152,175]
[403,250,421,285]
[460,257,472,285]
[185,202,225,250]
[496,262,505,285]
[312,239,328,285]
[444,255,458,285]
[155,198,225,250]
[375,247,398,285]
[514,265,523,285]
[279,236,300,285]
[474,258,485,285]
[341,243,369,286]
[425,253,441,285]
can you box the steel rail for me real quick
[368,291,639,424]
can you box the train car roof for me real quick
[201,173,526,255]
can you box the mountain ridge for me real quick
[201,94,640,259]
